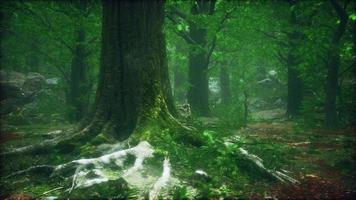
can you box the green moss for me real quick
[91,133,113,145]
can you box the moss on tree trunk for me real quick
[81,0,176,140]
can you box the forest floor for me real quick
[239,122,356,199]
[1,113,356,199]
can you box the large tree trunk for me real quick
[82,0,174,139]
[67,26,89,122]
[324,0,348,129]
[220,64,231,105]
[187,0,215,116]
[1,0,186,157]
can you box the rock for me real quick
[22,72,46,96]
[0,70,45,100]
[0,71,45,114]
[0,70,26,88]
[0,70,26,101]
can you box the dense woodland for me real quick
[0,0,355,199]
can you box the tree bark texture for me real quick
[67,26,90,122]
[324,0,348,129]
[286,2,303,117]
[187,0,216,116]
[83,0,173,139]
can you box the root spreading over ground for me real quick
[2,122,314,199]
[4,141,177,199]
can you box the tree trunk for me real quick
[82,0,174,140]
[286,2,303,117]
[67,26,89,122]
[187,0,216,116]
[324,0,348,129]
[220,64,231,105]
[243,90,248,128]
[286,52,303,117]
[173,63,185,103]
[352,10,356,126]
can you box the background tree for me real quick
[324,0,349,129]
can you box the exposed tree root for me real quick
[149,158,171,200]
[0,120,104,157]
[237,147,299,184]
[4,141,175,199]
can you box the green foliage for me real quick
[213,104,245,128]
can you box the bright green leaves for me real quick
[177,24,183,31]
[203,130,216,144]
[176,23,189,31]
[349,13,356,21]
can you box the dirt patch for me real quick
[247,122,294,133]
[4,194,37,200]
[0,132,22,143]
[313,126,356,137]
[252,175,356,200]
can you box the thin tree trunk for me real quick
[351,3,356,126]
[187,0,216,117]
[324,0,348,129]
[220,64,231,105]
[67,26,89,122]
[173,64,185,103]
[286,2,303,117]
[243,90,248,128]
[286,53,303,117]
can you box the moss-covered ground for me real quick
[1,120,355,199]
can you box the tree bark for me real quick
[243,90,248,128]
[324,0,348,129]
[173,63,186,103]
[220,64,231,105]
[286,51,303,117]
[286,2,303,117]
[352,6,356,126]
[81,0,174,140]
[67,25,90,122]
[187,0,216,116]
